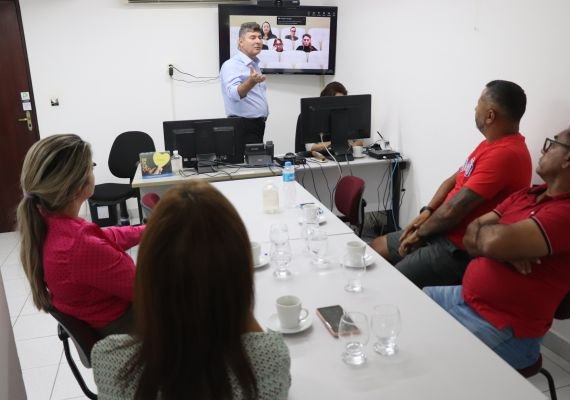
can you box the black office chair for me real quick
[88,131,155,227]
[48,308,101,400]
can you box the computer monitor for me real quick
[163,117,246,169]
[300,94,371,159]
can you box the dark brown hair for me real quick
[320,81,348,97]
[126,180,257,400]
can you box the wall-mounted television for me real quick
[218,5,338,75]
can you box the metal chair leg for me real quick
[57,325,98,399]
[539,368,557,400]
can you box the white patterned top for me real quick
[91,332,291,400]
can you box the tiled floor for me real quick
[2,229,570,399]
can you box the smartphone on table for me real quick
[316,305,354,337]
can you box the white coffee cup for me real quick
[251,242,261,265]
[346,241,366,267]
[276,295,309,329]
[352,145,363,157]
[302,203,319,224]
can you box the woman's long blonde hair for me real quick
[17,134,92,311]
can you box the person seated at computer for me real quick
[92,181,291,400]
[261,21,277,42]
[424,128,570,370]
[273,38,284,53]
[17,134,144,336]
[295,81,363,153]
[296,34,318,52]
[284,26,298,41]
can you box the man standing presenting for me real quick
[371,80,532,288]
[220,22,268,144]
[424,128,570,369]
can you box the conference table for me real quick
[132,154,407,227]
[209,178,545,400]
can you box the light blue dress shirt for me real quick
[220,50,269,119]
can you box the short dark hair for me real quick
[320,81,347,97]
[303,33,311,39]
[239,22,261,38]
[485,80,527,122]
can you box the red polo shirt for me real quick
[463,185,570,337]
[445,133,531,249]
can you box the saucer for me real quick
[344,253,375,268]
[353,153,366,158]
[266,313,313,334]
[254,255,270,269]
[298,214,326,225]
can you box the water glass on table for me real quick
[371,304,401,356]
[342,241,366,293]
[339,311,369,366]
[307,226,328,268]
[270,224,292,279]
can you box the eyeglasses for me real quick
[543,137,570,153]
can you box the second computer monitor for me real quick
[300,94,371,156]
[163,117,245,168]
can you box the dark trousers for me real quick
[242,117,266,144]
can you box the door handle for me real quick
[17,111,33,131]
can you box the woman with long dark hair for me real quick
[92,180,291,399]
[261,21,277,41]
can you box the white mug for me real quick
[251,241,261,265]
[276,295,309,329]
[346,240,366,267]
[302,203,319,224]
[352,145,363,157]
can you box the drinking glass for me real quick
[307,226,328,267]
[342,253,366,293]
[339,312,369,366]
[371,304,401,356]
[270,224,292,279]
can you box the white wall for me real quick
[19,0,570,225]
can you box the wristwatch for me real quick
[419,206,434,214]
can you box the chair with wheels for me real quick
[48,308,101,400]
[88,131,155,227]
[334,176,367,237]
[516,291,570,400]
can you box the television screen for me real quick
[218,5,337,75]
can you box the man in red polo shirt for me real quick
[424,128,570,369]
[371,80,532,288]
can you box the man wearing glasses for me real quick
[424,128,570,370]
[372,80,532,288]
[284,26,298,41]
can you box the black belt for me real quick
[230,116,267,122]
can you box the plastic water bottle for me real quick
[171,150,182,175]
[262,180,280,213]
[282,161,296,208]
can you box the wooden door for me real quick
[0,0,39,232]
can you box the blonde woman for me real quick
[17,134,144,335]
